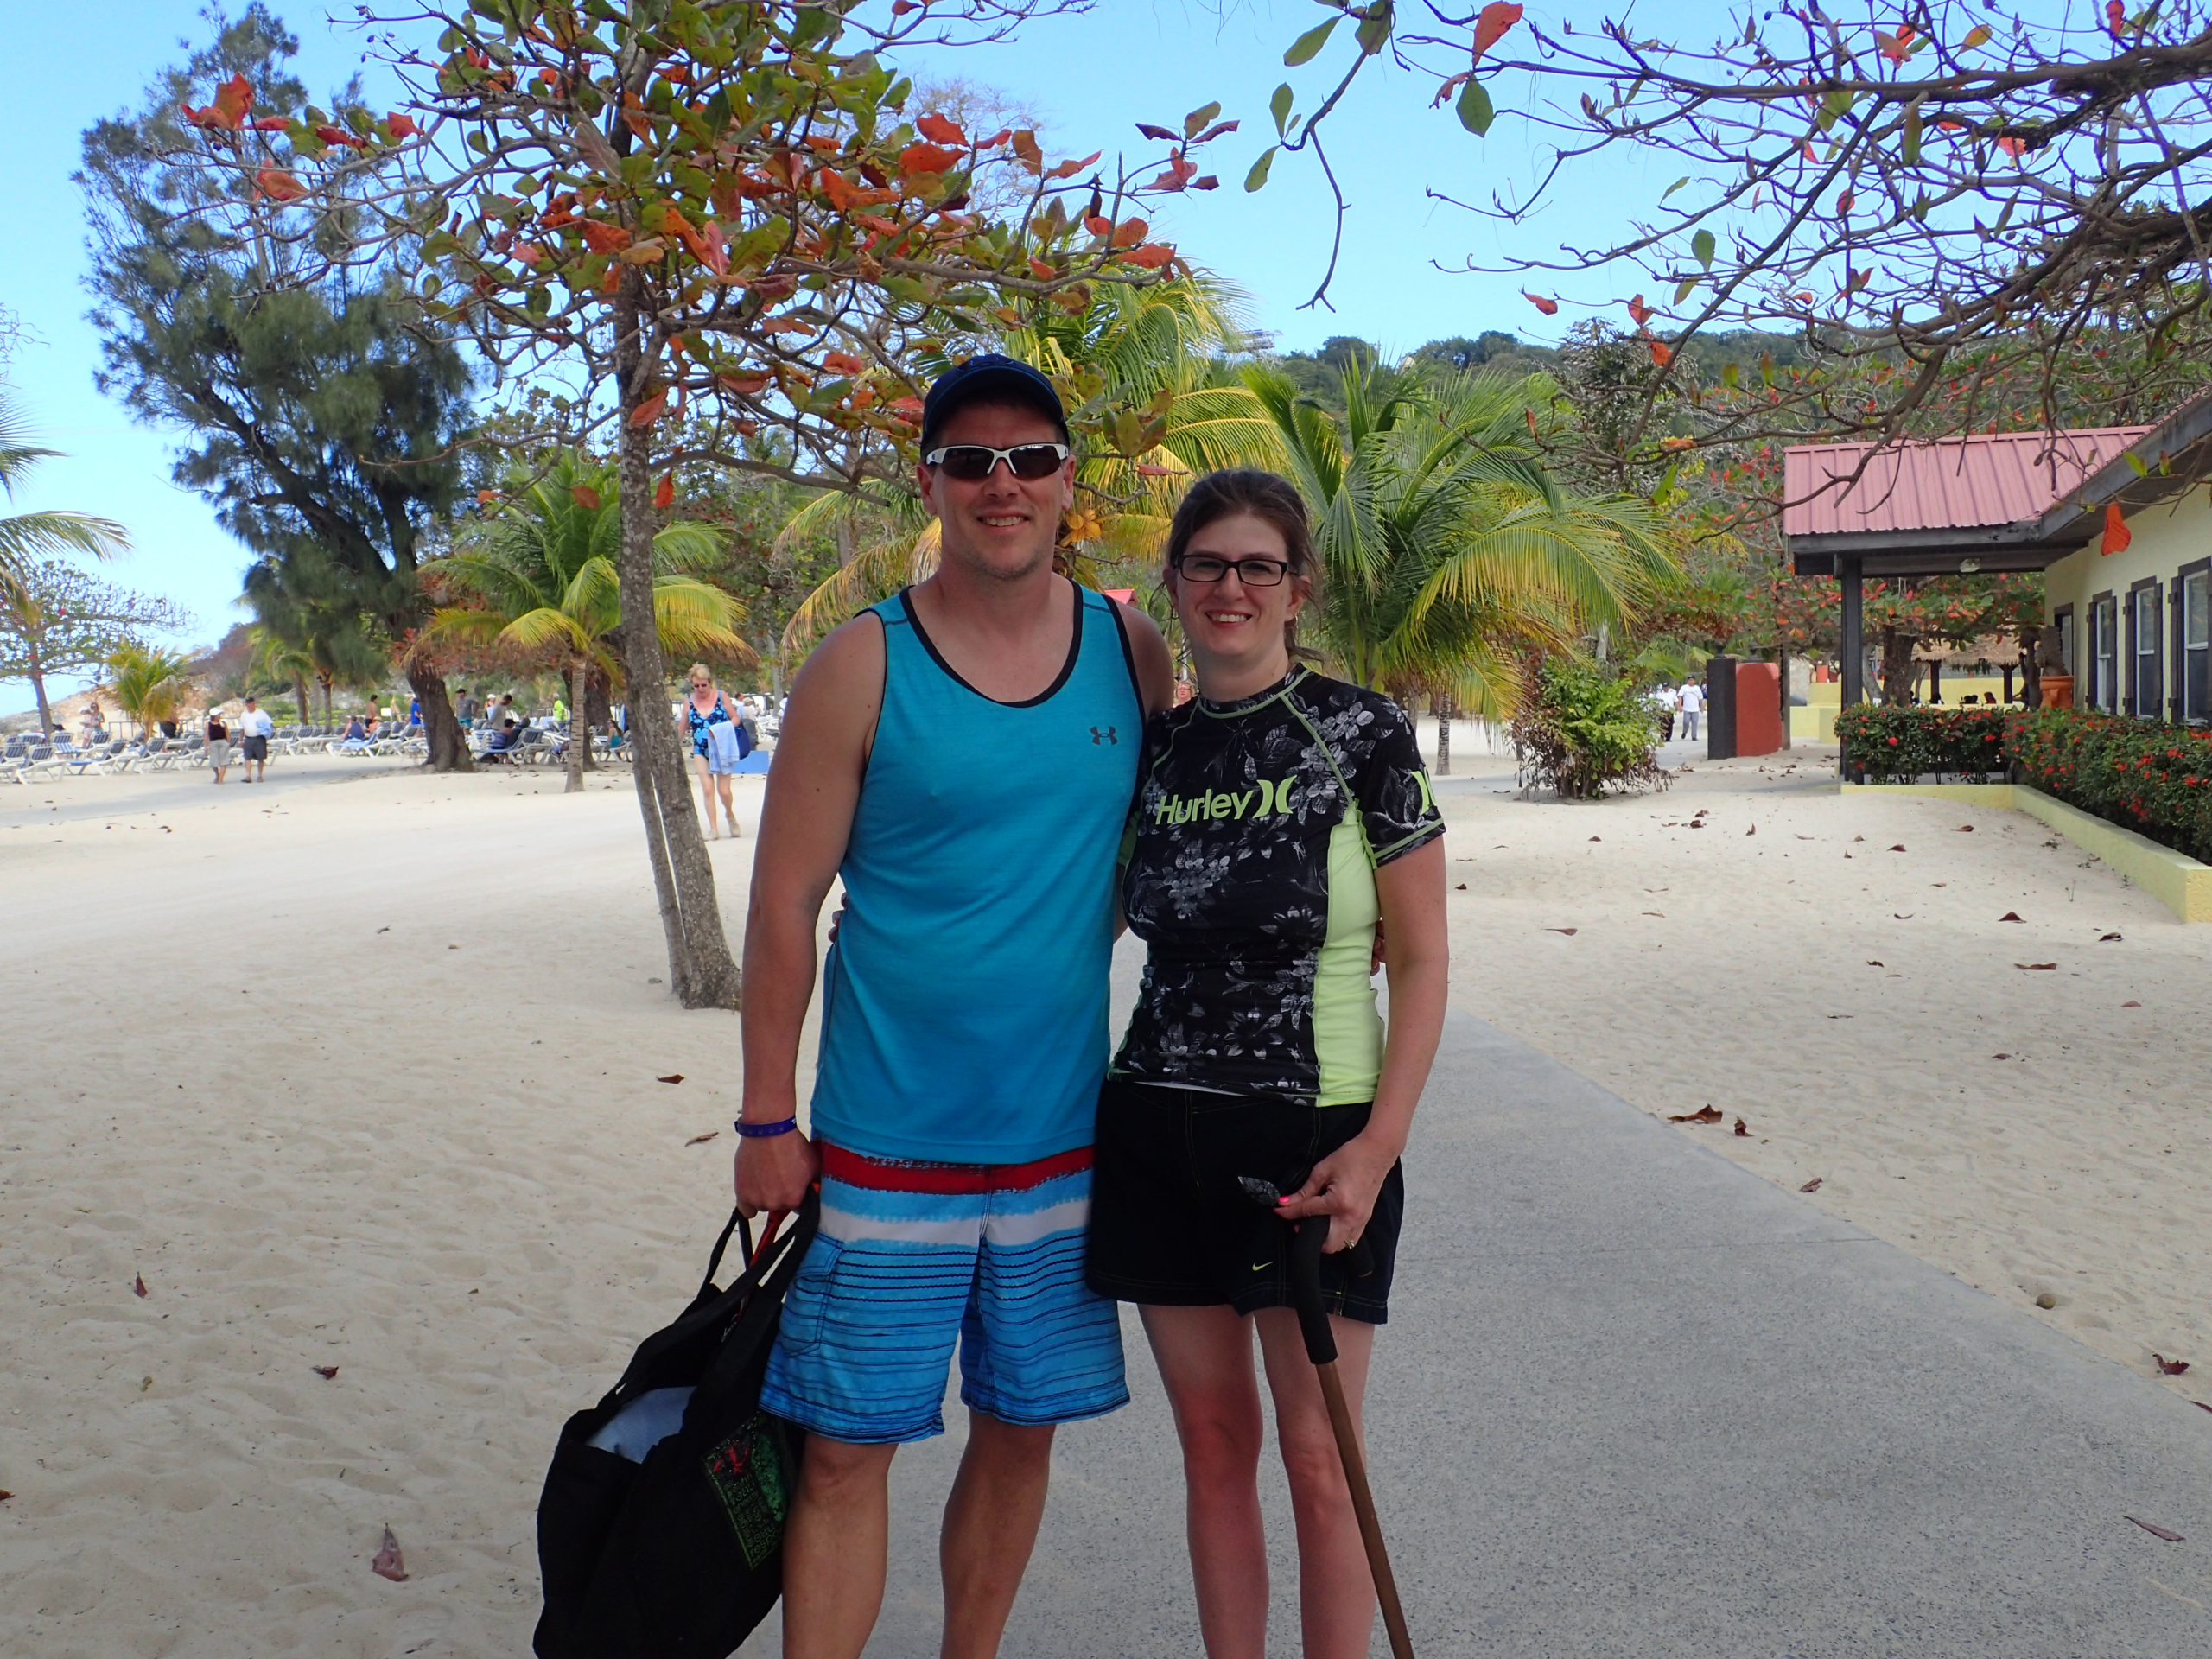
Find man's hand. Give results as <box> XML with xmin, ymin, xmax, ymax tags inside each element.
<box><xmin>1274</xmin><ymin>1131</ymin><xmax>1400</xmax><ymax>1253</ymax></box>
<box><xmin>735</xmin><ymin>1129</ymin><xmax>820</xmax><ymax>1217</ymax></box>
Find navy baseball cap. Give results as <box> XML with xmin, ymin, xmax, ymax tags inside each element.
<box><xmin>919</xmin><ymin>353</ymin><xmax>1068</xmax><ymax>454</ymax></box>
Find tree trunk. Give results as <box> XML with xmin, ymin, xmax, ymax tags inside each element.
<box><xmin>1776</xmin><ymin>647</ymin><xmax>1793</xmax><ymax>751</ymax></box>
<box><xmin>613</xmin><ymin>274</ymin><xmax>741</xmax><ymax>1009</ymax></box>
<box><xmin>319</xmin><ymin>675</ymin><xmax>333</xmax><ymax>730</ymax></box>
<box><xmin>582</xmin><ymin>669</ymin><xmax>610</xmax><ymax>770</ymax></box>
<box><xmin>405</xmin><ymin>664</ymin><xmax>474</xmax><ymax>772</ymax></box>
<box><xmin>1433</xmin><ymin>691</ymin><xmax>1452</xmax><ymax>777</ymax></box>
<box><xmin>29</xmin><ymin>666</ymin><xmax>54</xmax><ymax>738</ymax></box>
<box><xmin>292</xmin><ymin>673</ymin><xmax>311</xmax><ymax>725</ymax></box>
<box><xmin>566</xmin><ymin>658</ymin><xmax>588</xmax><ymax>794</ymax></box>
<box><xmin>1878</xmin><ymin>627</ymin><xmax>1918</xmax><ymax>707</ymax></box>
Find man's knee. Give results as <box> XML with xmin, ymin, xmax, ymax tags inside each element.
<box><xmin>797</xmin><ymin>1435</ymin><xmax>897</xmax><ymax>1505</ymax></box>
<box><xmin>963</xmin><ymin>1411</ymin><xmax>1055</xmax><ymax>1472</ymax></box>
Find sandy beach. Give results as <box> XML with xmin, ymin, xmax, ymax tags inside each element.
<box><xmin>3</xmin><ymin>745</ymin><xmax>2207</xmax><ymax>1652</ymax></box>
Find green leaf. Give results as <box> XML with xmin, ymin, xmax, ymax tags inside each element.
<box><xmin>1902</xmin><ymin>100</ymin><xmax>1922</xmax><ymax>165</ymax></box>
<box><xmin>1692</xmin><ymin>227</ymin><xmax>1715</xmax><ymax>269</ymax></box>
<box><xmin>1355</xmin><ymin>3</ymin><xmax>1393</xmax><ymax>54</ymax></box>
<box><xmin>1720</xmin><ymin>361</ymin><xmax>1740</xmax><ymax>389</ymax></box>
<box><xmin>1675</xmin><ymin>276</ymin><xmax>1699</xmax><ymax>304</ymax></box>
<box><xmin>1184</xmin><ymin>100</ymin><xmax>1222</xmax><ymax>139</ymax></box>
<box><xmin>1455</xmin><ymin>76</ymin><xmax>1495</xmax><ymax>136</ymax></box>
<box><xmin>1244</xmin><ymin>145</ymin><xmax>1277</xmax><ymax>192</ymax></box>
<box><xmin>1271</xmin><ymin>82</ymin><xmax>1294</xmax><ymax>137</ymax></box>
<box><xmin>1661</xmin><ymin>176</ymin><xmax>1691</xmax><ymax>202</ymax></box>
<box><xmin>2124</xmin><ymin>450</ymin><xmax>2150</xmax><ymax>477</ymax></box>
<box><xmin>1284</xmin><ymin>16</ymin><xmax>1339</xmax><ymax>64</ymax></box>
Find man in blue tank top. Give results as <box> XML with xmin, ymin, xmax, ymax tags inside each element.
<box><xmin>736</xmin><ymin>355</ymin><xmax>1173</xmax><ymax>1659</ymax></box>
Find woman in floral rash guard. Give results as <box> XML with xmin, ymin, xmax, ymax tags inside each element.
<box><xmin>1088</xmin><ymin>470</ymin><xmax>1449</xmax><ymax>1659</ymax></box>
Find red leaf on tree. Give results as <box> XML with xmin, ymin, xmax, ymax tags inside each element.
<box><xmin>205</xmin><ymin>72</ymin><xmax>254</xmax><ymax>130</ymax></box>
<box><xmin>316</xmin><ymin>125</ymin><xmax>365</xmax><ymax>150</ymax></box>
<box><xmin>251</xmin><ymin>117</ymin><xmax>289</xmax><ymax>133</ymax></box>
<box><xmin>1647</xmin><ymin>339</ymin><xmax>1674</xmax><ymax>367</ymax></box>
<box><xmin>387</xmin><ymin>112</ymin><xmax>417</xmax><ymax>139</ymax></box>
<box><xmin>823</xmin><ymin>351</ymin><xmax>866</xmax><ymax>375</ymax></box>
<box><xmin>1028</xmin><ymin>257</ymin><xmax>1057</xmax><ymax>279</ymax></box>
<box><xmin>628</xmin><ymin>389</ymin><xmax>669</xmax><ymax>429</ymax></box>
<box><xmin>1472</xmin><ymin>1</ymin><xmax>1525</xmax><ymax>58</ymax></box>
<box><xmin>581</xmin><ymin>221</ymin><xmax>632</xmax><ymax>254</ymax></box>
<box><xmin>718</xmin><ymin>371</ymin><xmax>772</xmax><ymax>396</ymax></box>
<box><xmin>1997</xmin><ymin>135</ymin><xmax>2026</xmax><ymax>157</ymax></box>
<box><xmin>653</xmin><ymin>473</ymin><xmax>675</xmax><ymax>509</ymax></box>
<box><xmin>1046</xmin><ymin>150</ymin><xmax>1103</xmax><ymax>181</ymax></box>
<box><xmin>898</xmin><ymin>142</ymin><xmax>961</xmax><ymax>179</ymax></box>
<box><xmin>255</xmin><ymin>168</ymin><xmax>308</xmax><ymax>203</ymax></box>
<box><xmin>570</xmin><ymin>485</ymin><xmax>602</xmax><ymax>510</ymax></box>
<box><xmin>1112</xmin><ymin>217</ymin><xmax>1149</xmax><ymax>248</ymax></box>
<box><xmin>1084</xmin><ymin>214</ymin><xmax>1111</xmax><ymax>236</ymax></box>
<box><xmin>1523</xmin><ymin>292</ymin><xmax>1559</xmax><ymax>315</ymax></box>
<box><xmin>2102</xmin><ymin>501</ymin><xmax>2132</xmax><ymax>554</ymax></box>
<box><xmin>1121</xmin><ymin>244</ymin><xmax>1176</xmax><ymax>270</ymax></box>
<box><xmin>2106</xmin><ymin>0</ymin><xmax>2127</xmax><ymax>35</ymax></box>
<box><xmin>1626</xmin><ymin>294</ymin><xmax>1653</xmax><ymax>325</ymax></box>
<box><xmin>917</xmin><ymin>111</ymin><xmax>968</xmax><ymax>147</ymax></box>
<box><xmin>1135</xmin><ymin>122</ymin><xmax>1180</xmax><ymax>142</ymax></box>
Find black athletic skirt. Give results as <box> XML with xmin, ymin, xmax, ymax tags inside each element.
<box><xmin>1086</xmin><ymin>1077</ymin><xmax>1402</xmax><ymax>1324</ymax></box>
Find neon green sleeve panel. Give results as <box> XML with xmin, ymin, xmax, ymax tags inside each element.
<box><xmin>1313</xmin><ymin>811</ymin><xmax>1384</xmax><ymax>1105</ymax></box>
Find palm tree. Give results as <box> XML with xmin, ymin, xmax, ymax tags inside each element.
<box><xmin>1</xmin><ymin>391</ymin><xmax>132</xmax><ymax>599</ymax></box>
<box><xmin>105</xmin><ymin>644</ymin><xmax>196</xmax><ymax>742</ymax></box>
<box><xmin>779</xmin><ymin>275</ymin><xmax>1286</xmax><ymax>657</ymax></box>
<box><xmin>1246</xmin><ymin>357</ymin><xmax>1676</xmax><ymax>760</ymax></box>
<box><xmin>247</xmin><ymin>625</ymin><xmax>315</xmax><ymax>724</ymax></box>
<box><xmin>426</xmin><ymin>458</ymin><xmax>752</xmax><ymax>792</ymax></box>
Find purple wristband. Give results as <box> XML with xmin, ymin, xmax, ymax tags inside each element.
<box><xmin>735</xmin><ymin>1116</ymin><xmax>798</xmax><ymax>1138</ymax></box>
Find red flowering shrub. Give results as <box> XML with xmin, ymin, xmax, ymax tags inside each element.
<box><xmin>1836</xmin><ymin>704</ymin><xmax>2011</xmax><ymax>782</ymax></box>
<box><xmin>2006</xmin><ymin>709</ymin><xmax>2212</xmax><ymax>861</ymax></box>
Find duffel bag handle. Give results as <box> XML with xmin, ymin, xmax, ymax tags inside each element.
<box><xmin>696</xmin><ymin>1206</ymin><xmax>754</xmax><ymax>1300</ymax></box>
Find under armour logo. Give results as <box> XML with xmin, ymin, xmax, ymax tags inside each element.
<box><xmin>1090</xmin><ymin>726</ymin><xmax>1118</xmax><ymax>745</ymax></box>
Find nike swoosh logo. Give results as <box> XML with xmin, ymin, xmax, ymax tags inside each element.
<box><xmin>1250</xmin><ymin>1261</ymin><xmax>1273</xmax><ymax>1272</ymax></box>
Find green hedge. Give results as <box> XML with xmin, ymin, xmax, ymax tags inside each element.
<box><xmin>1835</xmin><ymin>704</ymin><xmax>2011</xmax><ymax>781</ymax></box>
<box><xmin>2008</xmin><ymin>709</ymin><xmax>2212</xmax><ymax>862</ymax></box>
<box><xmin>1841</xmin><ymin>704</ymin><xmax>2212</xmax><ymax>862</ymax></box>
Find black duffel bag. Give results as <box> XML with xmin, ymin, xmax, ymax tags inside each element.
<box><xmin>535</xmin><ymin>1195</ymin><xmax>819</xmax><ymax>1659</ymax></box>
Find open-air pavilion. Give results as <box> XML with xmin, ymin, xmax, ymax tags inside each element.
<box><xmin>1781</xmin><ymin>391</ymin><xmax>2212</xmax><ymax>721</ymax></box>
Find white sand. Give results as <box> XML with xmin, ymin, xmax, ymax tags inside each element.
<box><xmin>3</xmin><ymin>744</ymin><xmax>2207</xmax><ymax>1653</ymax></box>
<box><xmin>1434</xmin><ymin>746</ymin><xmax>2212</xmax><ymax>1405</ymax></box>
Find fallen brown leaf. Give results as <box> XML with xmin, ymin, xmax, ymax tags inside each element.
<box><xmin>2100</xmin><ymin>932</ymin><xmax>2123</xmax><ymax>941</ymax></box>
<box><xmin>1548</xmin><ymin>926</ymin><xmax>1578</xmax><ymax>936</ymax></box>
<box><xmin>133</xmin><ymin>1274</ymin><xmax>147</xmax><ymax>1299</ymax></box>
<box><xmin>2125</xmin><ymin>1516</ymin><xmax>2184</xmax><ymax>1542</ymax></box>
<box><xmin>1669</xmin><ymin>1105</ymin><xmax>1723</xmax><ymax>1124</ymax></box>
<box><xmin>2196</xmin><ymin>1402</ymin><xmax>2212</xmax><ymax>1414</ymax></box>
<box><xmin>1958</xmin><ymin>824</ymin><xmax>1974</xmax><ymax>832</ymax></box>
<box><xmin>685</xmin><ymin>1131</ymin><xmax>720</xmax><ymax>1147</ymax></box>
<box><xmin>1795</xmin><ymin>834</ymin><xmax>1815</xmax><ymax>840</ymax></box>
<box><xmin>1732</xmin><ymin>1117</ymin><xmax>1749</xmax><ymax>1136</ymax></box>
<box><xmin>1853</xmin><ymin>835</ymin><xmax>1865</xmax><ymax>842</ymax></box>
<box><xmin>1866</xmin><ymin>960</ymin><xmax>1884</xmax><ymax>967</ymax></box>
<box><xmin>2122</xmin><ymin>1001</ymin><xmax>2142</xmax><ymax>1008</ymax></box>
<box><xmin>1894</xmin><ymin>913</ymin><xmax>1913</xmax><ymax>919</ymax></box>
<box><xmin>1993</xmin><ymin>1053</ymin><xmax>2011</xmax><ymax>1060</ymax></box>
<box><xmin>1889</xmin><ymin>843</ymin><xmax>1907</xmax><ymax>852</ymax></box>
<box><xmin>1999</xmin><ymin>912</ymin><xmax>2024</xmax><ymax>922</ymax></box>
<box><xmin>1589</xmin><ymin>836</ymin><xmax>1601</xmax><ymax>842</ymax></box>
<box><xmin>314</xmin><ymin>1365</ymin><xmax>339</xmax><ymax>1380</ymax></box>
<box><xmin>1800</xmin><ymin>1177</ymin><xmax>1823</xmax><ymax>1192</ymax></box>
<box><xmin>2016</xmin><ymin>963</ymin><xmax>2058</xmax><ymax>971</ymax></box>
<box><xmin>1687</xmin><ymin>820</ymin><xmax>1705</xmax><ymax>829</ymax></box>
<box><xmin>372</xmin><ymin>1526</ymin><xmax>409</xmax><ymax>1581</ymax></box>
<box><xmin>1745</xmin><ymin>824</ymin><xmax>1757</xmax><ymax>836</ymax></box>
<box><xmin>657</xmin><ymin>1074</ymin><xmax>685</xmax><ymax>1085</ymax></box>
<box><xmin>0</xmin><ymin>1490</ymin><xmax>12</xmax><ymax>1501</ymax></box>
<box><xmin>1455</xmin><ymin>882</ymin><xmax>1467</xmax><ymax>890</ymax></box>
<box><xmin>1643</xmin><ymin>910</ymin><xmax>1665</xmax><ymax>917</ymax></box>
<box><xmin>2154</xmin><ymin>1353</ymin><xmax>2191</xmax><ymax>1376</ymax></box>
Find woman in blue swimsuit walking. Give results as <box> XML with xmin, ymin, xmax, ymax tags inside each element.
<box><xmin>683</xmin><ymin>661</ymin><xmax>743</xmax><ymax>839</ymax></box>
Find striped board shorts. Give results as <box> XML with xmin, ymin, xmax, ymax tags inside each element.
<box><xmin>760</xmin><ymin>1142</ymin><xmax>1128</xmax><ymax>1445</ymax></box>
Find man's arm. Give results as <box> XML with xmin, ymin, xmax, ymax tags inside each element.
<box><xmin>1114</xmin><ymin>601</ymin><xmax>1177</xmax><ymax>718</ymax></box>
<box><xmin>734</xmin><ymin>614</ymin><xmax>885</xmax><ymax>1216</ymax></box>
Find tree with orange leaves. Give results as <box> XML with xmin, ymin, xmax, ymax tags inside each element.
<box><xmin>157</xmin><ymin>0</ymin><xmax>1232</xmax><ymax>1007</ymax></box>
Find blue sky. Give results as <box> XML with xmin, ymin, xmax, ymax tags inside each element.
<box><xmin>3</xmin><ymin>0</ymin><xmax>1665</xmax><ymax>705</ymax></box>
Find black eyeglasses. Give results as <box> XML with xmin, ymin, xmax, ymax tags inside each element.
<box><xmin>923</xmin><ymin>442</ymin><xmax>1071</xmax><ymax>481</ymax></box>
<box><xmin>1172</xmin><ymin>552</ymin><xmax>1293</xmax><ymax>588</ymax></box>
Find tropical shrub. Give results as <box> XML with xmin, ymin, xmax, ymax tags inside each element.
<box><xmin>1510</xmin><ymin>658</ymin><xmax>1669</xmax><ymax>800</ymax></box>
<box><xmin>2007</xmin><ymin>709</ymin><xmax>2212</xmax><ymax>862</ymax></box>
<box><xmin>1836</xmin><ymin>704</ymin><xmax>2010</xmax><ymax>782</ymax></box>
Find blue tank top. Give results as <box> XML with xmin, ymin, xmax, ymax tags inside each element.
<box><xmin>810</xmin><ymin>581</ymin><xmax>1142</xmax><ymax>1163</ymax></box>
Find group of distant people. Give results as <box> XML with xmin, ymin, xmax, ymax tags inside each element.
<box><xmin>202</xmin><ymin>696</ymin><xmax>273</xmax><ymax>784</ymax></box>
<box><xmin>1651</xmin><ymin>677</ymin><xmax>1707</xmax><ymax>743</ymax></box>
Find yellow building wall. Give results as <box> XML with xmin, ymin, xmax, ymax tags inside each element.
<box><xmin>2043</xmin><ymin>486</ymin><xmax>2212</xmax><ymax>713</ymax></box>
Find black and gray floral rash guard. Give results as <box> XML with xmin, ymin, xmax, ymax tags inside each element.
<box><xmin>1112</xmin><ymin>667</ymin><xmax>1445</xmax><ymax>1105</ymax></box>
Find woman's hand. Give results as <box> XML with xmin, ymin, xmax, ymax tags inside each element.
<box><xmin>1274</xmin><ymin>1130</ymin><xmax>1400</xmax><ymax>1253</ymax></box>
<box><xmin>734</xmin><ymin>1128</ymin><xmax>820</xmax><ymax>1218</ymax></box>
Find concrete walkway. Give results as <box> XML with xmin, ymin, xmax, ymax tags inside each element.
<box><xmin>743</xmin><ymin>1004</ymin><xmax>2212</xmax><ymax>1656</ymax></box>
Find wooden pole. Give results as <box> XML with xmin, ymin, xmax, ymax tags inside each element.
<box><xmin>1316</xmin><ymin>1359</ymin><xmax>1415</xmax><ymax>1659</ymax></box>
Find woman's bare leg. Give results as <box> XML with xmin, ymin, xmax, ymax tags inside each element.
<box><xmin>691</xmin><ymin>752</ymin><xmax>719</xmax><ymax>837</ymax></box>
<box><xmin>1255</xmin><ymin>1308</ymin><xmax>1378</xmax><ymax>1659</ymax></box>
<box><xmin>716</xmin><ymin>773</ymin><xmax>739</xmax><ymax>836</ymax></box>
<box><xmin>1139</xmin><ymin>1304</ymin><xmax>1269</xmax><ymax>1659</ymax></box>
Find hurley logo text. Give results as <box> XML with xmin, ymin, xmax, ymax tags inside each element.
<box><xmin>1152</xmin><ymin>778</ymin><xmax>1297</xmax><ymax>824</ymax></box>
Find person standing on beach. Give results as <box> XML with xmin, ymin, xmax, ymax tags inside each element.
<box><xmin>1678</xmin><ymin>677</ymin><xmax>1704</xmax><ymax>742</ymax></box>
<box><xmin>204</xmin><ymin>706</ymin><xmax>232</xmax><ymax>784</ymax></box>
<box><xmin>238</xmin><ymin>696</ymin><xmax>272</xmax><ymax>783</ymax></box>
<box><xmin>736</xmin><ymin>354</ymin><xmax>1173</xmax><ymax>1659</ymax></box>
<box><xmin>455</xmin><ymin>687</ymin><xmax>478</xmax><ymax>731</ymax></box>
